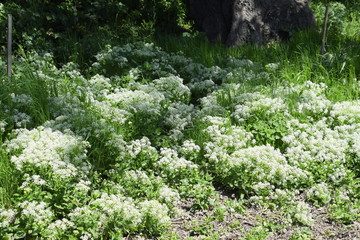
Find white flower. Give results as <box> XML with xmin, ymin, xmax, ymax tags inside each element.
<box><xmin>202</xmin><ymin>116</ymin><xmax>253</xmax><ymax>163</ymax></box>
<box><xmin>179</xmin><ymin>140</ymin><xmax>201</xmax><ymax>155</ymax></box>
<box><xmin>11</xmin><ymin>94</ymin><xmax>33</xmax><ymax>105</ymax></box>
<box><xmin>275</xmin><ymin>81</ymin><xmax>331</xmax><ymax>115</ymax></box>
<box><xmin>129</xmin><ymin>67</ymin><xmax>140</xmax><ymax>79</ymax></box>
<box><xmin>229</xmin><ymin>145</ymin><xmax>308</xmax><ymax>188</ymax></box>
<box><xmin>159</xmin><ymin>186</ymin><xmax>180</xmax><ymax>205</ymax></box>
<box><xmin>231</xmin><ymin>93</ymin><xmax>287</xmax><ymax>122</ymax></box>
<box><xmin>139</xmin><ymin>200</ymin><xmax>170</xmax><ymax>227</ymax></box>
<box><xmin>20</xmin><ymin>175</ymin><xmax>47</xmax><ymax>189</ymax></box>
<box><xmin>330</xmin><ymin>100</ymin><xmax>360</xmax><ymax>124</ymax></box>
<box><xmin>157</xmin><ymin>148</ymin><xmax>198</xmax><ymax>172</ymax></box>
<box><xmin>123</xmin><ymin>170</ymin><xmax>151</xmax><ymax>185</ymax></box>
<box><xmin>20</xmin><ymin>201</ymin><xmax>53</xmax><ymax>226</ymax></box>
<box><xmin>47</xmin><ymin>218</ymin><xmax>75</xmax><ymax>234</ymax></box>
<box><xmin>0</xmin><ymin>208</ymin><xmax>16</xmax><ymax>229</ymax></box>
<box><xmin>125</xmin><ymin>137</ymin><xmax>157</xmax><ymax>159</ymax></box>
<box><xmin>283</xmin><ymin>119</ymin><xmax>348</xmax><ymax>183</ymax></box>
<box><xmin>265</xmin><ymin>62</ymin><xmax>279</xmax><ymax>71</ymax></box>
<box><xmin>153</xmin><ymin>75</ymin><xmax>191</xmax><ymax>103</ymax></box>
<box><xmin>12</xmin><ymin>109</ymin><xmax>32</xmax><ymax>127</ymax></box>
<box><xmin>0</xmin><ymin>120</ymin><xmax>7</xmax><ymax>133</ymax></box>
<box><xmin>307</xmin><ymin>182</ymin><xmax>331</xmax><ymax>204</ymax></box>
<box><xmin>5</xmin><ymin>127</ymin><xmax>90</xmax><ymax>178</ymax></box>
<box><xmin>88</xmin><ymin>74</ymin><xmax>111</xmax><ymax>94</ymax></box>
<box><xmin>293</xmin><ymin>201</ymin><xmax>314</xmax><ymax>226</ymax></box>
<box><xmin>200</xmin><ymin>93</ymin><xmax>227</xmax><ymax>116</ymax></box>
<box><xmin>164</xmin><ymin>103</ymin><xmax>194</xmax><ymax>140</ymax></box>
<box><xmin>105</xmin><ymin>89</ymin><xmax>164</xmax><ymax>116</ymax></box>
<box><xmin>80</xmin><ymin>232</ymin><xmax>94</xmax><ymax>240</ymax></box>
<box><xmin>91</xmin><ymin>193</ymin><xmax>142</xmax><ymax>227</ymax></box>
<box><xmin>74</xmin><ymin>180</ymin><xmax>91</xmax><ymax>192</ymax></box>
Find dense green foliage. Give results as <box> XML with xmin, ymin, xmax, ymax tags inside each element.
<box><xmin>0</xmin><ymin>0</ymin><xmax>189</xmax><ymax>65</ymax></box>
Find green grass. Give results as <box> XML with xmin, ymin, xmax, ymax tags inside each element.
<box><xmin>0</xmin><ymin>145</ymin><xmax>19</xmax><ymax>208</ymax></box>
<box><xmin>155</xmin><ymin>28</ymin><xmax>359</xmax><ymax>104</ymax></box>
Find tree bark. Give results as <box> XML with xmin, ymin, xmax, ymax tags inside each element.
<box><xmin>188</xmin><ymin>0</ymin><xmax>317</xmax><ymax>47</ymax></box>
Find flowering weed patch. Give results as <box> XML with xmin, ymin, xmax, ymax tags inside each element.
<box><xmin>0</xmin><ymin>40</ymin><xmax>359</xmax><ymax>239</ymax></box>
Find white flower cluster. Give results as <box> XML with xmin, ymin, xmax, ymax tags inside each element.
<box><xmin>231</xmin><ymin>93</ymin><xmax>287</xmax><ymax>122</ymax></box>
<box><xmin>36</xmin><ymin>69</ymin><xmax>59</xmax><ymax>84</ymax></box>
<box><xmin>10</xmin><ymin>93</ymin><xmax>33</xmax><ymax>105</ymax></box>
<box><xmin>131</xmin><ymin>42</ymin><xmax>160</xmax><ymax>58</ymax></box>
<box><xmin>20</xmin><ymin>174</ymin><xmax>47</xmax><ymax>189</ymax></box>
<box><xmin>152</xmin><ymin>75</ymin><xmax>191</xmax><ymax>103</ymax></box>
<box><xmin>20</xmin><ymin>201</ymin><xmax>53</xmax><ymax>227</ymax></box>
<box><xmin>45</xmin><ymin>95</ymin><xmax>126</xmax><ymax>161</ymax></box>
<box><xmin>158</xmin><ymin>186</ymin><xmax>180</xmax><ymax>206</ymax></box>
<box><xmin>178</xmin><ymin>139</ymin><xmax>201</xmax><ymax>160</ymax></box>
<box><xmin>228</xmin><ymin>145</ymin><xmax>308</xmax><ymax>188</ymax></box>
<box><xmin>88</xmin><ymin>74</ymin><xmax>111</xmax><ymax>96</ymax></box>
<box><xmin>226</xmin><ymin>69</ymin><xmax>270</xmax><ymax>85</ymax></box>
<box><xmin>6</xmin><ymin>127</ymin><xmax>90</xmax><ymax>178</ymax></box>
<box><xmin>139</xmin><ymin>200</ymin><xmax>171</xmax><ymax>228</ymax></box>
<box><xmin>90</xmin><ymin>193</ymin><xmax>142</xmax><ymax>227</ymax></box>
<box><xmin>4</xmin><ymin>40</ymin><xmax>360</xmax><ymax>237</ymax></box>
<box><xmin>68</xmin><ymin>206</ymin><xmax>94</xmax><ymax>221</ymax></box>
<box><xmin>348</xmin><ymin>131</ymin><xmax>360</xmax><ymax>159</ymax></box>
<box><xmin>95</xmin><ymin>45</ymin><xmax>127</xmax><ymax>67</ymax></box>
<box><xmin>80</xmin><ymin>232</ymin><xmax>94</xmax><ymax>240</ymax></box>
<box><xmin>223</xmin><ymin>56</ymin><xmax>255</xmax><ymax>69</ymax></box>
<box><xmin>275</xmin><ymin>81</ymin><xmax>331</xmax><ymax>115</ymax></box>
<box><xmin>187</xmin><ymin>79</ymin><xmax>217</xmax><ymax>95</ymax></box>
<box><xmin>293</xmin><ymin>201</ymin><xmax>314</xmax><ymax>226</ymax></box>
<box><xmin>306</xmin><ymin>182</ymin><xmax>331</xmax><ymax>205</ymax></box>
<box><xmin>271</xmin><ymin>189</ymin><xmax>297</xmax><ymax>203</ymax></box>
<box><xmin>94</xmin><ymin>42</ymin><xmax>159</xmax><ymax>70</ymax></box>
<box><xmin>202</xmin><ymin>116</ymin><xmax>253</xmax><ymax>163</ymax></box>
<box><xmin>331</xmin><ymin>100</ymin><xmax>360</xmax><ymax>124</ymax></box>
<box><xmin>92</xmin><ymin>42</ymin><xmax>258</xmax><ymax>98</ymax></box>
<box><xmin>90</xmin><ymin>119</ymin><xmax>128</xmax><ymax>156</ymax></box>
<box><xmin>200</xmin><ymin>93</ymin><xmax>227</xmax><ymax>116</ymax></box>
<box><xmin>334</xmin><ymin>187</ymin><xmax>352</xmax><ymax>202</ymax></box>
<box><xmin>105</xmin><ymin>89</ymin><xmax>164</xmax><ymax>116</ymax></box>
<box><xmin>0</xmin><ymin>120</ymin><xmax>7</xmax><ymax>134</ymax></box>
<box><xmin>284</xmin><ymin>119</ymin><xmax>348</xmax><ymax>183</ymax></box>
<box><xmin>265</xmin><ymin>62</ymin><xmax>280</xmax><ymax>71</ymax></box>
<box><xmin>92</xmin><ymin>100</ymin><xmax>130</xmax><ymax>125</ymax></box>
<box><xmin>164</xmin><ymin>102</ymin><xmax>194</xmax><ymax>141</ymax></box>
<box><xmin>74</xmin><ymin>180</ymin><xmax>91</xmax><ymax>193</ymax></box>
<box><xmin>252</xmin><ymin>182</ymin><xmax>274</xmax><ymax>194</ymax></box>
<box><xmin>157</xmin><ymin>147</ymin><xmax>198</xmax><ymax>172</ymax></box>
<box><xmin>45</xmin><ymin>218</ymin><xmax>75</xmax><ymax>237</ymax></box>
<box><xmin>249</xmin><ymin>188</ymin><xmax>297</xmax><ymax>207</ymax></box>
<box><xmin>0</xmin><ymin>208</ymin><xmax>16</xmax><ymax>229</ymax></box>
<box><xmin>123</xmin><ymin>170</ymin><xmax>152</xmax><ymax>185</ymax></box>
<box><xmin>125</xmin><ymin>137</ymin><xmax>158</xmax><ymax>159</ymax></box>
<box><xmin>67</xmin><ymin>192</ymin><xmax>172</xmax><ymax>235</ymax></box>
<box><xmin>68</xmin><ymin>194</ymin><xmax>140</xmax><ymax>235</ymax></box>
<box><xmin>12</xmin><ymin>109</ymin><xmax>32</xmax><ymax>128</ymax></box>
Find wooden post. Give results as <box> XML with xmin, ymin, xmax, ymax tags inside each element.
<box><xmin>7</xmin><ymin>14</ymin><xmax>12</xmax><ymax>80</ymax></box>
<box><xmin>321</xmin><ymin>5</ymin><xmax>330</xmax><ymax>55</ymax></box>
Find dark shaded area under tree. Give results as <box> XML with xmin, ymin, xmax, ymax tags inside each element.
<box><xmin>188</xmin><ymin>0</ymin><xmax>317</xmax><ymax>46</ymax></box>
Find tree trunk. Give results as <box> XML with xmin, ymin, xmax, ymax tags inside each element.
<box><xmin>321</xmin><ymin>4</ymin><xmax>330</xmax><ymax>55</ymax></box>
<box><xmin>188</xmin><ymin>0</ymin><xmax>317</xmax><ymax>47</ymax></box>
